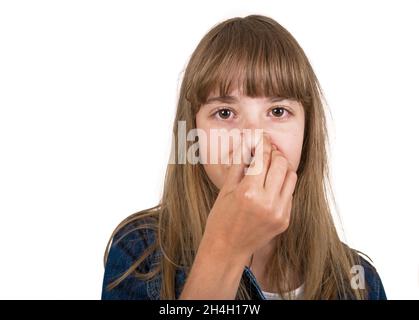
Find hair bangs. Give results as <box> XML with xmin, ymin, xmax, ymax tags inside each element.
<box><xmin>186</xmin><ymin>18</ymin><xmax>312</xmax><ymax>113</ymax></box>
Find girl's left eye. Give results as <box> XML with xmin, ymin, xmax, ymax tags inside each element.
<box><xmin>269</xmin><ymin>107</ymin><xmax>291</xmax><ymax>118</ymax></box>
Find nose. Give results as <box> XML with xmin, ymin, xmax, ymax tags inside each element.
<box><xmin>240</xmin><ymin>128</ymin><xmax>266</xmax><ymax>162</ymax></box>
<box><xmin>242</xmin><ymin>115</ymin><xmax>262</xmax><ymax>132</ymax></box>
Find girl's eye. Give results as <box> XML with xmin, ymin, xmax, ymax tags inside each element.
<box><xmin>270</xmin><ymin>107</ymin><xmax>290</xmax><ymax>118</ymax></box>
<box><xmin>211</xmin><ymin>106</ymin><xmax>291</xmax><ymax>120</ymax></box>
<box><xmin>213</xmin><ymin>108</ymin><xmax>234</xmax><ymax>120</ymax></box>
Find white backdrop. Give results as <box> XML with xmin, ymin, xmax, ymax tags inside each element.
<box><xmin>0</xmin><ymin>0</ymin><xmax>418</xmax><ymax>299</ymax></box>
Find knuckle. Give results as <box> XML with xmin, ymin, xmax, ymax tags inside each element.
<box><xmin>288</xmin><ymin>171</ymin><xmax>298</xmax><ymax>183</ymax></box>
<box><xmin>274</xmin><ymin>203</ymin><xmax>285</xmax><ymax>216</ymax></box>
<box><xmin>241</xmin><ymin>188</ymin><xmax>256</xmax><ymax>202</ymax></box>
<box><xmin>260</xmin><ymin>199</ymin><xmax>274</xmax><ymax>215</ymax></box>
<box><xmin>275</xmin><ymin>215</ymin><xmax>290</xmax><ymax>233</ymax></box>
<box><xmin>282</xmin><ymin>216</ymin><xmax>291</xmax><ymax>230</ymax></box>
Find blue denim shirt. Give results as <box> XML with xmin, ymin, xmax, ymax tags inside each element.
<box><xmin>101</xmin><ymin>221</ymin><xmax>387</xmax><ymax>300</ymax></box>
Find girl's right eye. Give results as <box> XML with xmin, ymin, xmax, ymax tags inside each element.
<box><xmin>212</xmin><ymin>108</ymin><xmax>235</xmax><ymax>120</ymax></box>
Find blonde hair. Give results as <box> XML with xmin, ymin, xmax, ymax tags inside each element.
<box><xmin>103</xmin><ymin>14</ymin><xmax>367</xmax><ymax>300</ymax></box>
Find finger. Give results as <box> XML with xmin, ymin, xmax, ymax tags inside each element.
<box><xmin>222</xmin><ymin>135</ymin><xmax>247</xmax><ymax>191</ymax></box>
<box><xmin>243</xmin><ymin>132</ymin><xmax>272</xmax><ymax>187</ymax></box>
<box><xmin>283</xmin><ymin>194</ymin><xmax>293</xmax><ymax>227</ymax></box>
<box><xmin>286</xmin><ymin>194</ymin><xmax>293</xmax><ymax>217</ymax></box>
<box><xmin>278</xmin><ymin>170</ymin><xmax>298</xmax><ymax>204</ymax></box>
<box><xmin>265</xmin><ymin>148</ymin><xmax>290</xmax><ymax>198</ymax></box>
<box><xmin>273</xmin><ymin>193</ymin><xmax>293</xmax><ymax>235</ymax></box>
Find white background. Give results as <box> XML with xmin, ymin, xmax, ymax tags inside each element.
<box><xmin>0</xmin><ymin>0</ymin><xmax>418</xmax><ymax>299</ymax></box>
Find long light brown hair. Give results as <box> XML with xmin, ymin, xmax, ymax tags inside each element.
<box><xmin>103</xmin><ymin>14</ymin><xmax>367</xmax><ymax>300</ymax></box>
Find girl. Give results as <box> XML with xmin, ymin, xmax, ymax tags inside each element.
<box><xmin>101</xmin><ymin>14</ymin><xmax>387</xmax><ymax>300</ymax></box>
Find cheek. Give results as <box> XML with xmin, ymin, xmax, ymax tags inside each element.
<box><xmin>270</xmin><ymin>130</ymin><xmax>304</xmax><ymax>172</ymax></box>
<box><xmin>198</xmin><ymin>134</ymin><xmax>233</xmax><ymax>189</ymax></box>
<box><xmin>197</xmin><ymin>130</ymin><xmax>222</xmax><ymax>164</ymax></box>
<box><xmin>196</xmin><ymin>121</ymin><xmax>229</xmax><ymax>189</ymax></box>
<box><xmin>202</xmin><ymin>164</ymin><xmax>228</xmax><ymax>189</ymax></box>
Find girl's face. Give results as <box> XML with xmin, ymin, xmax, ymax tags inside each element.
<box><xmin>195</xmin><ymin>87</ymin><xmax>305</xmax><ymax>189</ymax></box>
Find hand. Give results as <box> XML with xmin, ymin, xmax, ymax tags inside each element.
<box><xmin>202</xmin><ymin>133</ymin><xmax>298</xmax><ymax>260</ymax></box>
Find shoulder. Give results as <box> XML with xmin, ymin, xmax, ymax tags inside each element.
<box><xmin>111</xmin><ymin>216</ymin><xmax>158</xmax><ymax>260</ymax></box>
<box><xmin>349</xmin><ymin>247</ymin><xmax>387</xmax><ymax>300</ymax></box>
<box><xmin>101</xmin><ymin>212</ymin><xmax>160</xmax><ymax>300</ymax></box>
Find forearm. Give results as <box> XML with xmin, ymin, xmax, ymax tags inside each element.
<box><xmin>179</xmin><ymin>235</ymin><xmax>250</xmax><ymax>300</ymax></box>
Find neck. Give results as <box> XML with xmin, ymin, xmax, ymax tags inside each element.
<box><xmin>251</xmin><ymin>238</ymin><xmax>276</xmax><ymax>268</ymax></box>
<box><xmin>249</xmin><ymin>238</ymin><xmax>302</xmax><ymax>293</ymax></box>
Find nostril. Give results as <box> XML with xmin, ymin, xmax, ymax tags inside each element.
<box><xmin>248</xmin><ymin>148</ymin><xmax>255</xmax><ymax>167</ymax></box>
<box><xmin>251</xmin><ymin>148</ymin><xmax>255</xmax><ymax>157</ymax></box>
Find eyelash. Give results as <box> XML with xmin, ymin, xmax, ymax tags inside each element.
<box><xmin>210</xmin><ymin>106</ymin><xmax>293</xmax><ymax>120</ymax></box>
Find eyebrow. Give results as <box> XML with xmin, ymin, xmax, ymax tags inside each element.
<box><xmin>203</xmin><ymin>95</ymin><xmax>288</xmax><ymax>105</ymax></box>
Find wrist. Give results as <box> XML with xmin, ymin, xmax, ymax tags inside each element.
<box><xmin>199</xmin><ymin>233</ymin><xmax>250</xmax><ymax>269</ymax></box>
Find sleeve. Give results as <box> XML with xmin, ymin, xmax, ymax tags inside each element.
<box><xmin>101</xmin><ymin>223</ymin><xmax>155</xmax><ymax>300</ymax></box>
<box><xmin>358</xmin><ymin>255</ymin><xmax>387</xmax><ymax>300</ymax></box>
